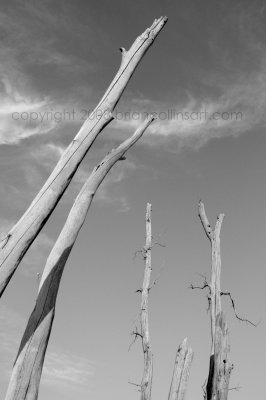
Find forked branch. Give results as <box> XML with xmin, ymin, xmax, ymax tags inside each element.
<box><xmin>197</xmin><ymin>200</ymin><xmax>233</xmax><ymax>400</ymax></box>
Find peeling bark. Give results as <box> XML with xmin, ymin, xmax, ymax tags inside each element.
<box><xmin>0</xmin><ymin>17</ymin><xmax>167</xmax><ymax>297</ymax></box>
<box><xmin>5</xmin><ymin>117</ymin><xmax>154</xmax><ymax>400</ymax></box>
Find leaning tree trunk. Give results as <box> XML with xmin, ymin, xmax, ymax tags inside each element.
<box><xmin>0</xmin><ymin>16</ymin><xmax>167</xmax><ymax>298</ymax></box>
<box><xmin>168</xmin><ymin>338</ymin><xmax>193</xmax><ymax>400</ymax></box>
<box><xmin>198</xmin><ymin>201</ymin><xmax>233</xmax><ymax>400</ymax></box>
<box><xmin>140</xmin><ymin>203</ymin><xmax>153</xmax><ymax>400</ymax></box>
<box><xmin>4</xmin><ymin>116</ymin><xmax>154</xmax><ymax>400</ymax></box>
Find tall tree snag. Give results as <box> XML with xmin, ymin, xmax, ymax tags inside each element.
<box><xmin>140</xmin><ymin>203</ymin><xmax>153</xmax><ymax>400</ymax></box>
<box><xmin>168</xmin><ymin>338</ymin><xmax>193</xmax><ymax>400</ymax></box>
<box><xmin>0</xmin><ymin>16</ymin><xmax>167</xmax><ymax>298</ymax></box>
<box><xmin>4</xmin><ymin>116</ymin><xmax>155</xmax><ymax>400</ymax></box>
<box><xmin>198</xmin><ymin>201</ymin><xmax>233</xmax><ymax>400</ymax></box>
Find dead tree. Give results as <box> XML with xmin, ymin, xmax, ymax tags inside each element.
<box><xmin>132</xmin><ymin>205</ymin><xmax>193</xmax><ymax>400</ymax></box>
<box><xmin>140</xmin><ymin>202</ymin><xmax>153</xmax><ymax>400</ymax></box>
<box><xmin>0</xmin><ymin>17</ymin><xmax>167</xmax><ymax>298</ymax></box>
<box><xmin>197</xmin><ymin>201</ymin><xmax>233</xmax><ymax>400</ymax></box>
<box><xmin>168</xmin><ymin>338</ymin><xmax>193</xmax><ymax>400</ymax></box>
<box><xmin>4</xmin><ymin>117</ymin><xmax>154</xmax><ymax>400</ymax></box>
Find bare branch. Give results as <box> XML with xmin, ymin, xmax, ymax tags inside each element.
<box><xmin>221</xmin><ymin>292</ymin><xmax>257</xmax><ymax>327</ymax></box>
<box><xmin>129</xmin><ymin>381</ymin><xmax>141</xmax><ymax>392</ymax></box>
<box><xmin>198</xmin><ymin>200</ymin><xmax>213</xmax><ymax>240</ymax></box>
<box><xmin>128</xmin><ymin>327</ymin><xmax>143</xmax><ymax>352</ymax></box>
<box><xmin>214</xmin><ymin>213</ymin><xmax>225</xmax><ymax>237</ymax></box>
<box><xmin>129</xmin><ymin>381</ymin><xmax>141</xmax><ymax>387</ymax></box>
<box><xmin>190</xmin><ymin>282</ymin><xmax>209</xmax><ymax>290</ymax></box>
<box><xmin>133</xmin><ymin>248</ymin><xmax>146</xmax><ymax>260</ymax></box>
<box><xmin>190</xmin><ymin>275</ymin><xmax>211</xmax><ymax>313</ymax></box>
<box><xmin>133</xmin><ymin>241</ymin><xmax>165</xmax><ymax>261</ymax></box>
<box><xmin>151</xmin><ymin>241</ymin><xmax>166</xmax><ymax>250</ymax></box>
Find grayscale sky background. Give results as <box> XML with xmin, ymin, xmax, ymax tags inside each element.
<box><xmin>0</xmin><ymin>0</ymin><xmax>265</xmax><ymax>399</ymax></box>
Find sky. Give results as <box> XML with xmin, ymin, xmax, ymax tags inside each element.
<box><xmin>0</xmin><ymin>0</ymin><xmax>266</xmax><ymax>399</ymax></box>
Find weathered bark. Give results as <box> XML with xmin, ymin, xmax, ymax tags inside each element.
<box><xmin>0</xmin><ymin>17</ymin><xmax>167</xmax><ymax>298</ymax></box>
<box><xmin>198</xmin><ymin>201</ymin><xmax>233</xmax><ymax>400</ymax></box>
<box><xmin>214</xmin><ymin>312</ymin><xmax>233</xmax><ymax>400</ymax></box>
<box><xmin>168</xmin><ymin>338</ymin><xmax>193</xmax><ymax>400</ymax></box>
<box><xmin>5</xmin><ymin>116</ymin><xmax>154</xmax><ymax>400</ymax></box>
<box><xmin>140</xmin><ymin>203</ymin><xmax>153</xmax><ymax>400</ymax></box>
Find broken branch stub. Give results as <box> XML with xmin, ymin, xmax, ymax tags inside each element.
<box><xmin>168</xmin><ymin>338</ymin><xmax>193</xmax><ymax>400</ymax></box>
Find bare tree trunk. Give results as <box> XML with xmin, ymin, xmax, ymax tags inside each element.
<box><xmin>0</xmin><ymin>17</ymin><xmax>167</xmax><ymax>298</ymax></box>
<box><xmin>4</xmin><ymin>117</ymin><xmax>154</xmax><ymax>400</ymax></box>
<box><xmin>198</xmin><ymin>201</ymin><xmax>233</xmax><ymax>400</ymax></box>
<box><xmin>140</xmin><ymin>203</ymin><xmax>153</xmax><ymax>400</ymax></box>
<box><xmin>214</xmin><ymin>312</ymin><xmax>233</xmax><ymax>400</ymax></box>
<box><xmin>168</xmin><ymin>338</ymin><xmax>193</xmax><ymax>400</ymax></box>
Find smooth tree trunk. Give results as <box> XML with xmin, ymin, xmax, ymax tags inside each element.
<box><xmin>198</xmin><ymin>201</ymin><xmax>233</xmax><ymax>400</ymax></box>
<box><xmin>140</xmin><ymin>203</ymin><xmax>153</xmax><ymax>400</ymax></box>
<box><xmin>0</xmin><ymin>17</ymin><xmax>167</xmax><ymax>298</ymax></box>
<box><xmin>168</xmin><ymin>338</ymin><xmax>193</xmax><ymax>400</ymax></box>
<box><xmin>5</xmin><ymin>116</ymin><xmax>154</xmax><ymax>400</ymax></box>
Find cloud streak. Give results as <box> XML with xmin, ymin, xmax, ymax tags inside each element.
<box><xmin>0</xmin><ymin>76</ymin><xmax>58</xmax><ymax>144</ymax></box>
<box><xmin>42</xmin><ymin>351</ymin><xmax>94</xmax><ymax>388</ymax></box>
<box><xmin>112</xmin><ymin>64</ymin><xmax>266</xmax><ymax>151</ymax></box>
<box><xmin>109</xmin><ymin>4</ymin><xmax>266</xmax><ymax>151</ymax></box>
<box><xmin>0</xmin><ymin>304</ymin><xmax>95</xmax><ymax>392</ymax></box>
<box><xmin>0</xmin><ymin>0</ymin><xmax>99</xmax><ymax>145</ymax></box>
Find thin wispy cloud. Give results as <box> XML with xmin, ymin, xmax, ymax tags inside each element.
<box><xmin>1</xmin><ymin>0</ymin><xmax>265</xmax><ymax>152</ymax></box>
<box><xmin>109</xmin><ymin>3</ymin><xmax>266</xmax><ymax>151</ymax></box>
<box><xmin>0</xmin><ymin>304</ymin><xmax>95</xmax><ymax>392</ymax></box>
<box><xmin>0</xmin><ymin>76</ymin><xmax>57</xmax><ymax>144</ymax></box>
<box><xmin>112</xmin><ymin>61</ymin><xmax>266</xmax><ymax>151</ymax></box>
<box><xmin>0</xmin><ymin>1</ymin><xmax>97</xmax><ymax>76</ymax></box>
<box><xmin>0</xmin><ymin>0</ymin><xmax>99</xmax><ymax>145</ymax></box>
<box><xmin>42</xmin><ymin>351</ymin><xmax>94</xmax><ymax>388</ymax></box>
